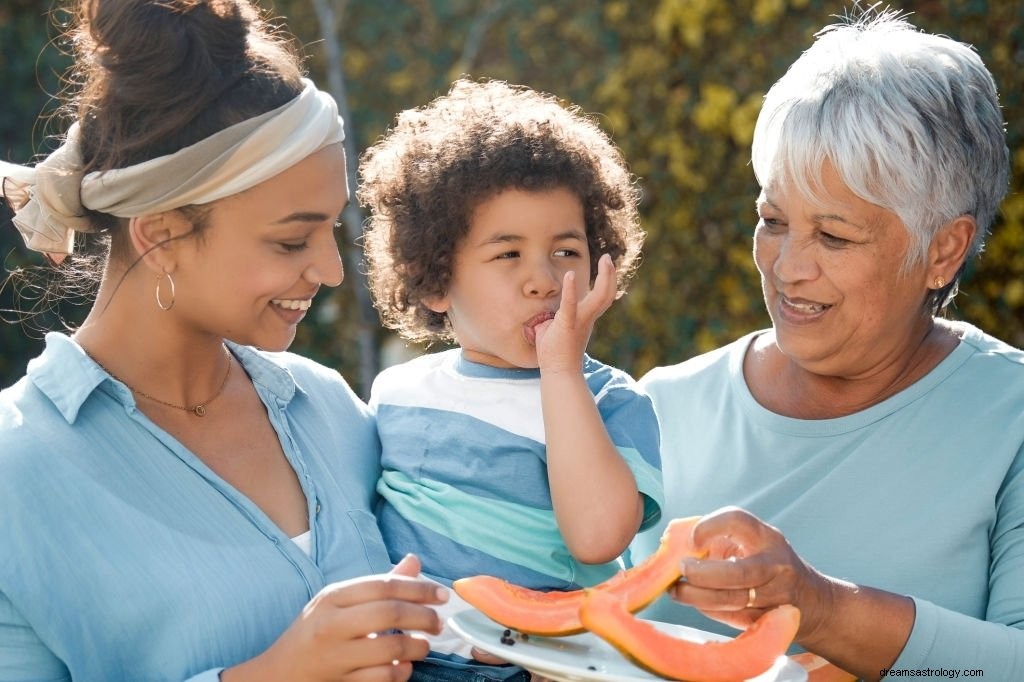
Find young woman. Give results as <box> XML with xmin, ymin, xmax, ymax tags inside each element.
<box><xmin>0</xmin><ymin>2</ymin><xmax>444</xmax><ymax>680</ymax></box>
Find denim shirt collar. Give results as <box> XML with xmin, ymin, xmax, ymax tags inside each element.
<box><xmin>28</xmin><ymin>332</ymin><xmax>299</xmax><ymax>424</ymax></box>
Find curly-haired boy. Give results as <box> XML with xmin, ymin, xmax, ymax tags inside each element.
<box><xmin>358</xmin><ymin>78</ymin><xmax>663</xmax><ymax>680</ymax></box>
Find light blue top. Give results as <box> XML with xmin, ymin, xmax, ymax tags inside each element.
<box><xmin>373</xmin><ymin>349</ymin><xmax>663</xmax><ymax>589</ymax></box>
<box><xmin>0</xmin><ymin>333</ymin><xmax>389</xmax><ymax>682</ymax></box>
<box><xmin>629</xmin><ymin>323</ymin><xmax>1024</xmax><ymax>679</ymax></box>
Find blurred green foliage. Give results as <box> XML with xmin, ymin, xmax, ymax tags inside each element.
<box><xmin>0</xmin><ymin>0</ymin><xmax>76</xmax><ymax>384</ymax></box>
<box><xmin>2</xmin><ymin>0</ymin><xmax>1022</xmax><ymax>395</ymax></box>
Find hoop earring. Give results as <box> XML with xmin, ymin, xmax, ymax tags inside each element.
<box><xmin>155</xmin><ymin>272</ymin><xmax>176</xmax><ymax>311</ymax></box>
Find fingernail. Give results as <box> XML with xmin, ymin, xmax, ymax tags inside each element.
<box><xmin>436</xmin><ymin>587</ymin><xmax>449</xmax><ymax>601</ymax></box>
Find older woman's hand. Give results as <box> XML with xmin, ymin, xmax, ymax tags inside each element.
<box><xmin>222</xmin><ymin>554</ymin><xmax>447</xmax><ymax>682</ymax></box>
<box><xmin>668</xmin><ymin>507</ymin><xmax>835</xmax><ymax>640</ymax></box>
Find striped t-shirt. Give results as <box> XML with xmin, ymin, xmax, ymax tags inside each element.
<box><xmin>372</xmin><ymin>349</ymin><xmax>663</xmax><ymax>589</ymax></box>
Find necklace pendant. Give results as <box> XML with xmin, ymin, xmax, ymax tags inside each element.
<box><xmin>192</xmin><ymin>404</ymin><xmax>207</xmax><ymax>417</ymax></box>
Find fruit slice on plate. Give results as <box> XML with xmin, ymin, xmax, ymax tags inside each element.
<box><xmin>579</xmin><ymin>589</ymin><xmax>801</xmax><ymax>682</ymax></box>
<box><xmin>453</xmin><ymin>516</ymin><xmax>704</xmax><ymax>636</ymax></box>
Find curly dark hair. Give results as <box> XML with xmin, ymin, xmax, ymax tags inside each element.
<box><xmin>358</xmin><ymin>78</ymin><xmax>644</xmax><ymax>344</ymax></box>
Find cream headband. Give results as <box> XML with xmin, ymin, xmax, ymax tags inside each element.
<box><xmin>0</xmin><ymin>78</ymin><xmax>345</xmax><ymax>261</ymax></box>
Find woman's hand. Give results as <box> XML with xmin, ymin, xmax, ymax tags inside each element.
<box><xmin>223</xmin><ymin>554</ymin><xmax>448</xmax><ymax>682</ymax></box>
<box><xmin>668</xmin><ymin>508</ymin><xmax>914</xmax><ymax>680</ymax></box>
<box><xmin>668</xmin><ymin>507</ymin><xmax>835</xmax><ymax>639</ymax></box>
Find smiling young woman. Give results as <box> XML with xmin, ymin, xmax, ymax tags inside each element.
<box><xmin>0</xmin><ymin>2</ymin><xmax>445</xmax><ymax>680</ymax></box>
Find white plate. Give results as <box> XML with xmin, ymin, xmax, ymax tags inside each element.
<box><xmin>448</xmin><ymin>609</ymin><xmax>808</xmax><ymax>682</ymax></box>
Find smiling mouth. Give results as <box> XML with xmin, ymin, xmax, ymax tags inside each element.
<box><xmin>781</xmin><ymin>295</ymin><xmax>830</xmax><ymax>314</ymax></box>
<box><xmin>271</xmin><ymin>298</ymin><xmax>312</xmax><ymax>311</ymax></box>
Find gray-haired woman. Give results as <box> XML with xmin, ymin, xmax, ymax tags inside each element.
<box><xmin>630</xmin><ymin>10</ymin><xmax>1022</xmax><ymax>681</ymax></box>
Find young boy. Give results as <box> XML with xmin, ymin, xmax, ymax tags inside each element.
<box><xmin>358</xmin><ymin>79</ymin><xmax>663</xmax><ymax>680</ymax></box>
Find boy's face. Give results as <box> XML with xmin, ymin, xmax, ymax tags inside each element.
<box><xmin>424</xmin><ymin>187</ymin><xmax>591</xmax><ymax>368</ymax></box>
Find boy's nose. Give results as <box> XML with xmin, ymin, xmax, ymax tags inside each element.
<box><xmin>524</xmin><ymin>262</ymin><xmax>559</xmax><ymax>297</ymax></box>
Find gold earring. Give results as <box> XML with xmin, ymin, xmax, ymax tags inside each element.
<box><xmin>155</xmin><ymin>272</ymin><xmax>176</xmax><ymax>311</ymax></box>
<box><xmin>933</xmin><ymin>276</ymin><xmax>945</xmax><ymax>289</ymax></box>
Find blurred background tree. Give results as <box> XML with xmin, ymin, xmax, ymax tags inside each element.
<box><xmin>2</xmin><ymin>0</ymin><xmax>1022</xmax><ymax>396</ymax></box>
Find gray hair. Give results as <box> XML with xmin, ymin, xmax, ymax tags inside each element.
<box><xmin>751</xmin><ymin>10</ymin><xmax>1009</xmax><ymax>308</ymax></box>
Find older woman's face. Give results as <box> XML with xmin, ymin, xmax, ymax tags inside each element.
<box><xmin>753</xmin><ymin>163</ymin><xmax>932</xmax><ymax>378</ymax></box>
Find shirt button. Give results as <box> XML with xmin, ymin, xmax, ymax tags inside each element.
<box><xmin>315</xmin><ymin>502</ymin><xmax>321</xmax><ymax>515</ymax></box>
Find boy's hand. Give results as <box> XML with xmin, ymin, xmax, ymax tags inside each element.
<box><xmin>535</xmin><ymin>253</ymin><xmax>617</xmax><ymax>373</ymax></box>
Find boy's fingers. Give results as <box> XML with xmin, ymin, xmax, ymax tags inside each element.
<box><xmin>556</xmin><ymin>271</ymin><xmax>577</xmax><ymax>326</ymax></box>
<box><xmin>579</xmin><ymin>254</ymin><xmax>617</xmax><ymax>320</ymax></box>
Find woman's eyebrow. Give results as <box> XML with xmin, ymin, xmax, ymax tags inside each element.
<box><xmin>812</xmin><ymin>212</ymin><xmax>867</xmax><ymax>230</ymax></box>
<box><xmin>273</xmin><ymin>211</ymin><xmax>334</xmax><ymax>225</ymax></box>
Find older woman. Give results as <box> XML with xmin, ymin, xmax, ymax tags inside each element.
<box><xmin>630</xmin><ymin>11</ymin><xmax>1022</xmax><ymax>681</ymax></box>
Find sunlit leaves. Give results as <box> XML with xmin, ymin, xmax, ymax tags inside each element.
<box><xmin>1</xmin><ymin>0</ymin><xmax>1021</xmax><ymax>390</ymax></box>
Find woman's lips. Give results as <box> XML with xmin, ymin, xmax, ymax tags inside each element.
<box><xmin>523</xmin><ymin>311</ymin><xmax>556</xmax><ymax>345</ymax></box>
<box><xmin>271</xmin><ymin>298</ymin><xmax>312</xmax><ymax>311</ymax></box>
<box><xmin>778</xmin><ymin>294</ymin><xmax>831</xmax><ymax>322</ymax></box>
<box><xmin>270</xmin><ymin>298</ymin><xmax>312</xmax><ymax>324</ymax></box>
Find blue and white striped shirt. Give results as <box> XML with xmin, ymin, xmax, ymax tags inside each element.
<box><xmin>373</xmin><ymin>349</ymin><xmax>663</xmax><ymax>590</ymax></box>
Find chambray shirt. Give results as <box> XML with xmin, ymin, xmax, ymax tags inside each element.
<box><xmin>0</xmin><ymin>333</ymin><xmax>389</xmax><ymax>681</ymax></box>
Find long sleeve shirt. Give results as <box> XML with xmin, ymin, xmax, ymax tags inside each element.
<box><xmin>0</xmin><ymin>333</ymin><xmax>387</xmax><ymax>681</ymax></box>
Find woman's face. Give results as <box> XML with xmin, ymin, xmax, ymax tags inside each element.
<box><xmin>170</xmin><ymin>143</ymin><xmax>347</xmax><ymax>351</ymax></box>
<box><xmin>753</xmin><ymin>163</ymin><xmax>933</xmax><ymax>378</ymax></box>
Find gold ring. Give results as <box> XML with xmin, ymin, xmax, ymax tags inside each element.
<box><xmin>746</xmin><ymin>586</ymin><xmax>756</xmax><ymax>608</ymax></box>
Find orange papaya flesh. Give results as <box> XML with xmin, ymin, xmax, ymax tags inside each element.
<box><xmin>579</xmin><ymin>589</ymin><xmax>800</xmax><ymax>682</ymax></box>
<box><xmin>594</xmin><ymin>515</ymin><xmax>706</xmax><ymax>612</ymax></box>
<box><xmin>452</xmin><ymin>575</ymin><xmax>588</xmax><ymax>636</ymax></box>
<box><xmin>452</xmin><ymin>516</ymin><xmax>703</xmax><ymax>636</ymax></box>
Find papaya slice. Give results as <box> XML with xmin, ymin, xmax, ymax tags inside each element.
<box><xmin>579</xmin><ymin>589</ymin><xmax>801</xmax><ymax>682</ymax></box>
<box><xmin>453</xmin><ymin>516</ymin><xmax>702</xmax><ymax>636</ymax></box>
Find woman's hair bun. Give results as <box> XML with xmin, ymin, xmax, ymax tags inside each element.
<box><xmin>72</xmin><ymin>0</ymin><xmax>303</xmax><ymax>171</ymax></box>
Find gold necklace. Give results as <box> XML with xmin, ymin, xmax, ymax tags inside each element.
<box><xmin>88</xmin><ymin>346</ymin><xmax>233</xmax><ymax>417</ymax></box>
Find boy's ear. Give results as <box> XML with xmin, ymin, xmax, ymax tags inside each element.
<box><xmin>927</xmin><ymin>215</ymin><xmax>975</xmax><ymax>285</ymax></box>
<box><xmin>128</xmin><ymin>211</ymin><xmax>195</xmax><ymax>274</ymax></box>
<box><xmin>421</xmin><ymin>294</ymin><xmax>450</xmax><ymax>314</ymax></box>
